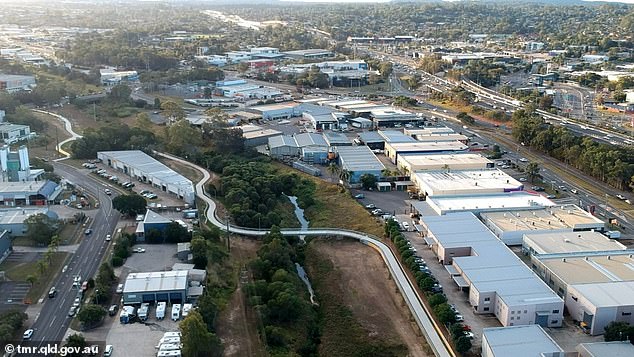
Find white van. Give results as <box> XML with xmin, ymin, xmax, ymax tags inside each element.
<box><xmin>401</xmin><ymin>222</ymin><xmax>410</xmax><ymax>231</ymax></box>
<box><xmin>171</xmin><ymin>304</ymin><xmax>181</xmax><ymax>321</ymax></box>
<box><xmin>103</xmin><ymin>345</ymin><xmax>113</xmax><ymax>357</ymax></box>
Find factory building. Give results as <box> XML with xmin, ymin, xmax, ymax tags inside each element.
<box><xmin>482</xmin><ymin>325</ymin><xmax>563</xmax><ymax>357</ymax></box>
<box><xmin>0</xmin><ymin>124</ymin><xmax>34</xmax><ymax>144</ymax></box>
<box><xmin>97</xmin><ymin>150</ymin><xmax>195</xmax><ymax>204</ymax></box>
<box><xmin>122</xmin><ymin>270</ymin><xmax>189</xmax><ymax>305</ymax></box>
<box><xmin>238</xmin><ymin>124</ymin><xmax>283</xmax><ymax>147</ymax></box>
<box><xmin>481</xmin><ymin>205</ymin><xmax>605</xmax><ymax>245</ymax></box>
<box><xmin>566</xmin><ymin>281</ymin><xmax>634</xmax><ymax>335</ymax></box>
<box><xmin>0</xmin><ymin>181</ymin><xmax>61</xmax><ymax>206</ymax></box>
<box><xmin>0</xmin><ymin>145</ymin><xmax>44</xmax><ymax>182</ymax></box>
<box><xmin>417</xmin><ymin>192</ymin><xmax>555</xmax><ymax>216</ymax></box>
<box><xmin>384</xmin><ymin>141</ymin><xmax>468</xmax><ymax>163</ymax></box>
<box><xmin>0</xmin><ymin>74</ymin><xmax>36</xmax><ymax>93</ymax></box>
<box><xmin>411</xmin><ymin>169</ymin><xmax>523</xmax><ymax>198</ymax></box>
<box><xmin>397</xmin><ymin>153</ymin><xmax>494</xmax><ymax>175</ymax></box>
<box><xmin>335</xmin><ymin>146</ymin><xmax>385</xmax><ymax>184</ymax></box>
<box><xmin>419</xmin><ymin>212</ymin><xmax>564</xmax><ymax>328</ymax></box>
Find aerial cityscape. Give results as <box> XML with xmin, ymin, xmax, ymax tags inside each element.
<box><xmin>0</xmin><ymin>0</ymin><xmax>633</xmax><ymax>356</ymax></box>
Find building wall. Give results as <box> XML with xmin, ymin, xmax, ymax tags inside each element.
<box><xmin>0</xmin><ymin>230</ymin><xmax>11</xmax><ymax>264</ymax></box>
<box><xmin>481</xmin><ymin>334</ymin><xmax>495</xmax><ymax>357</ymax></box>
<box><xmin>270</xmin><ymin>144</ymin><xmax>299</xmax><ymax>158</ymax></box>
<box><xmin>565</xmin><ymin>287</ymin><xmax>634</xmax><ymax>335</ymax></box>
<box><xmin>123</xmin><ymin>289</ymin><xmax>186</xmax><ymax>305</ymax></box>
<box><xmin>347</xmin><ymin>169</ymin><xmax>381</xmax><ymax>184</ymax></box>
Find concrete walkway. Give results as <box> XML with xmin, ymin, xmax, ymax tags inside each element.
<box><xmin>13</xmin><ymin>244</ymin><xmax>80</xmax><ymax>253</ymax></box>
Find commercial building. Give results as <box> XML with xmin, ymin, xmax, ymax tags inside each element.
<box><xmin>283</xmin><ymin>49</ymin><xmax>334</xmax><ymax>60</ymax></box>
<box><xmin>357</xmin><ymin>131</ymin><xmax>385</xmax><ymax>150</ymax></box>
<box><xmin>566</xmin><ymin>281</ymin><xmax>634</xmax><ymax>335</ymax></box>
<box><xmin>335</xmin><ymin>146</ymin><xmax>385</xmax><ymax>184</ymax></box>
<box><xmin>239</xmin><ymin>124</ymin><xmax>283</xmax><ymax>147</ymax></box>
<box><xmin>0</xmin><ymin>74</ymin><xmax>36</xmax><ymax>93</ymax></box>
<box><xmin>215</xmin><ymin>80</ymin><xmax>282</xmax><ymax>99</ymax></box>
<box><xmin>419</xmin><ymin>212</ymin><xmax>564</xmax><ymax>328</ymax></box>
<box><xmin>422</xmin><ymin>192</ymin><xmax>555</xmax><ymax>216</ymax></box>
<box><xmin>135</xmin><ymin>209</ymin><xmax>172</xmax><ymax>242</ymax></box>
<box><xmin>370</xmin><ymin>108</ymin><xmax>421</xmax><ymax>127</ymax></box>
<box><xmin>403</xmin><ymin>127</ymin><xmax>455</xmax><ymax>136</ymax></box>
<box><xmin>0</xmin><ymin>145</ymin><xmax>44</xmax><ymax>182</ymax></box>
<box><xmin>323</xmin><ymin>131</ymin><xmax>351</xmax><ymax>147</ymax></box>
<box><xmin>481</xmin><ymin>325</ymin><xmax>563</xmax><ymax>357</ymax></box>
<box><xmin>0</xmin><ymin>123</ymin><xmax>34</xmax><ymax>144</ymax></box>
<box><xmin>97</xmin><ymin>150</ymin><xmax>195</xmax><ymax>204</ymax></box>
<box><xmin>377</xmin><ymin>130</ymin><xmax>417</xmax><ymax>144</ymax></box>
<box><xmin>225</xmin><ymin>51</ymin><xmax>251</xmax><ymax>63</ymax></box>
<box><xmin>295</xmin><ymin>133</ymin><xmax>329</xmax><ymax>164</ymax></box>
<box><xmin>522</xmin><ymin>231</ymin><xmax>625</xmax><ymax>258</ymax></box>
<box><xmin>397</xmin><ymin>153</ymin><xmax>494</xmax><ymax>175</ymax></box>
<box><xmin>0</xmin><ymin>181</ymin><xmax>61</xmax><ymax>206</ymax></box>
<box><xmin>576</xmin><ymin>342</ymin><xmax>634</xmax><ymax>357</ymax></box>
<box><xmin>0</xmin><ymin>207</ymin><xmax>58</xmax><ymax>237</ymax></box>
<box><xmin>411</xmin><ymin>169</ymin><xmax>523</xmax><ymax>197</ymax></box>
<box><xmin>268</xmin><ymin>135</ymin><xmax>299</xmax><ymax>159</ymax></box>
<box><xmin>385</xmin><ymin>141</ymin><xmax>468</xmax><ymax>163</ymax></box>
<box><xmin>413</xmin><ymin>133</ymin><xmax>469</xmax><ymax>144</ymax></box>
<box><xmin>122</xmin><ymin>270</ymin><xmax>189</xmax><ymax>305</ymax></box>
<box><xmin>481</xmin><ymin>206</ymin><xmax>605</xmax><ymax>245</ymax></box>
<box><xmin>99</xmin><ymin>69</ymin><xmax>138</xmax><ymax>85</ymax></box>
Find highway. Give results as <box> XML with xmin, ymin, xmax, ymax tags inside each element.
<box><xmin>28</xmin><ymin>163</ymin><xmax>120</xmax><ymax>346</ymax></box>
<box><xmin>155</xmin><ymin>151</ymin><xmax>457</xmax><ymax>357</ymax></box>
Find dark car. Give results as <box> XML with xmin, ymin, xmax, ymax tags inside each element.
<box><xmin>84</xmin><ymin>229</ymin><xmax>92</xmax><ymax>235</ymax></box>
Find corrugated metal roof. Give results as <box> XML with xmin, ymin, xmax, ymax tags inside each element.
<box><xmin>483</xmin><ymin>325</ymin><xmax>562</xmax><ymax>357</ymax></box>
<box><xmin>123</xmin><ymin>270</ymin><xmax>188</xmax><ymax>294</ymax></box>
<box><xmin>144</xmin><ymin>209</ymin><xmax>171</xmax><ymax>224</ymax></box>
<box><xmin>336</xmin><ymin>146</ymin><xmax>385</xmax><ymax>172</ymax></box>
<box><xmin>294</xmin><ymin>133</ymin><xmax>327</xmax><ymax>148</ymax></box>
<box><xmin>268</xmin><ymin>135</ymin><xmax>297</xmax><ymax>149</ymax></box>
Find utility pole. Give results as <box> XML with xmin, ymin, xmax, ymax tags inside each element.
<box><xmin>93</xmin><ymin>103</ymin><xmax>97</xmax><ymax>121</ymax></box>
<box><xmin>226</xmin><ymin>215</ymin><xmax>230</xmax><ymax>252</ymax></box>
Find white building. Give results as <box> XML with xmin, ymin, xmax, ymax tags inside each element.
<box><xmin>0</xmin><ymin>145</ymin><xmax>43</xmax><ymax>182</ymax></box>
<box><xmin>411</xmin><ymin>169</ymin><xmax>523</xmax><ymax>197</ymax></box>
<box><xmin>419</xmin><ymin>212</ymin><xmax>564</xmax><ymax>328</ymax></box>
<box><xmin>422</xmin><ymin>192</ymin><xmax>555</xmax><ymax>216</ymax></box>
<box><xmin>576</xmin><ymin>342</ymin><xmax>634</xmax><ymax>357</ymax></box>
<box><xmin>384</xmin><ymin>141</ymin><xmax>468</xmax><ymax>163</ymax></box>
<box><xmin>481</xmin><ymin>205</ymin><xmax>605</xmax><ymax>245</ymax></box>
<box><xmin>0</xmin><ymin>123</ymin><xmax>33</xmax><ymax>144</ymax></box>
<box><xmin>397</xmin><ymin>153</ymin><xmax>494</xmax><ymax>175</ymax></box>
<box><xmin>0</xmin><ymin>74</ymin><xmax>36</xmax><ymax>93</ymax></box>
<box><xmin>482</xmin><ymin>325</ymin><xmax>563</xmax><ymax>357</ymax></box>
<box><xmin>522</xmin><ymin>231</ymin><xmax>625</xmax><ymax>258</ymax></box>
<box><xmin>566</xmin><ymin>281</ymin><xmax>634</xmax><ymax>335</ymax></box>
<box><xmin>97</xmin><ymin>150</ymin><xmax>195</xmax><ymax>204</ymax></box>
<box><xmin>225</xmin><ymin>51</ymin><xmax>252</xmax><ymax>63</ymax></box>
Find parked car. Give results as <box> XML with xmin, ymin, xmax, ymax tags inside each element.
<box><xmin>354</xmin><ymin>193</ymin><xmax>365</xmax><ymax>199</ymax></box>
<box><xmin>134</xmin><ymin>247</ymin><xmax>146</xmax><ymax>253</ymax></box>
<box><xmin>108</xmin><ymin>304</ymin><xmax>119</xmax><ymax>316</ymax></box>
<box><xmin>23</xmin><ymin>329</ymin><xmax>33</xmax><ymax>340</ymax></box>
<box><xmin>401</xmin><ymin>222</ymin><xmax>410</xmax><ymax>231</ymax></box>
<box><xmin>371</xmin><ymin>209</ymin><xmax>383</xmax><ymax>215</ymax></box>
<box><xmin>104</xmin><ymin>189</ymin><xmax>111</xmax><ymax>195</ymax></box>
<box><xmin>455</xmin><ymin>314</ymin><xmax>464</xmax><ymax>322</ymax></box>
<box><xmin>115</xmin><ymin>284</ymin><xmax>123</xmax><ymax>294</ymax></box>
<box><xmin>365</xmin><ymin>203</ymin><xmax>376</xmax><ymax>209</ymax></box>
<box><xmin>68</xmin><ymin>306</ymin><xmax>76</xmax><ymax>317</ymax></box>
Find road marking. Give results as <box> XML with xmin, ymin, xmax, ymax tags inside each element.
<box><xmin>49</xmin><ymin>316</ymin><xmax>56</xmax><ymax>328</ymax></box>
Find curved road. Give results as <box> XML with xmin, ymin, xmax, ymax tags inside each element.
<box><xmin>32</xmin><ymin>109</ymin><xmax>83</xmax><ymax>160</ymax></box>
<box><xmin>155</xmin><ymin>151</ymin><xmax>455</xmax><ymax>357</ymax></box>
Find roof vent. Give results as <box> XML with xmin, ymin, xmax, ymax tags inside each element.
<box><xmin>562</xmin><ymin>258</ymin><xmax>566</xmax><ymax>262</ymax></box>
<box><xmin>607</xmin><ymin>256</ymin><xmax>611</xmax><ymax>260</ymax></box>
<box><xmin>564</xmin><ymin>239</ymin><xmax>571</xmax><ymax>243</ymax></box>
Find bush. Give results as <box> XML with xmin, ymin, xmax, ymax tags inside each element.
<box><xmin>111</xmin><ymin>256</ymin><xmax>123</xmax><ymax>267</ymax></box>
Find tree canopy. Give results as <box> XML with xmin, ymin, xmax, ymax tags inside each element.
<box><xmin>112</xmin><ymin>194</ymin><xmax>147</xmax><ymax>217</ymax></box>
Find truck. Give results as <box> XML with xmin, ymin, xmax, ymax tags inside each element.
<box><xmin>156</xmin><ymin>337</ymin><xmax>180</xmax><ymax>348</ymax></box>
<box><xmin>159</xmin><ymin>343</ymin><xmax>181</xmax><ymax>352</ymax></box>
<box><xmin>171</xmin><ymin>304</ymin><xmax>181</xmax><ymax>321</ymax></box>
<box><xmin>181</xmin><ymin>304</ymin><xmax>192</xmax><ymax>318</ymax></box>
<box><xmin>156</xmin><ymin>302</ymin><xmax>166</xmax><ymax>320</ymax></box>
<box><xmin>157</xmin><ymin>351</ymin><xmax>181</xmax><ymax>357</ymax></box>
<box><xmin>138</xmin><ymin>303</ymin><xmax>150</xmax><ymax>321</ymax></box>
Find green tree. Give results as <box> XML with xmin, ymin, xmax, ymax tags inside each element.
<box><xmin>65</xmin><ymin>333</ymin><xmax>87</xmax><ymax>357</ymax></box>
<box><xmin>428</xmin><ymin>293</ymin><xmax>447</xmax><ymax>307</ymax></box>
<box><xmin>338</xmin><ymin>169</ymin><xmax>351</xmax><ymax>183</ymax></box>
<box><xmin>190</xmin><ymin>237</ymin><xmax>208</xmax><ymax>269</ymax></box>
<box><xmin>77</xmin><ymin>304</ymin><xmax>106</xmax><ymax>328</ymax></box>
<box><xmin>433</xmin><ymin>303</ymin><xmax>456</xmax><ymax>325</ymax></box>
<box><xmin>167</xmin><ymin>119</ymin><xmax>202</xmax><ymax>154</ymax></box>
<box><xmin>153</xmin><ymin>97</ymin><xmax>161</xmax><ymax>109</ymax></box>
<box><xmin>359</xmin><ymin>173</ymin><xmax>377</xmax><ymax>190</ymax></box>
<box><xmin>180</xmin><ymin>310</ymin><xmax>223</xmax><ymax>357</ymax></box>
<box><xmin>24</xmin><ymin>213</ymin><xmax>59</xmax><ymax>245</ymax></box>
<box><xmin>112</xmin><ymin>194</ymin><xmax>147</xmax><ymax>217</ymax></box>
<box><xmin>604</xmin><ymin>321</ymin><xmax>634</xmax><ymax>342</ymax></box>
<box><xmin>136</xmin><ymin>112</ymin><xmax>152</xmax><ymax>127</ymax></box>
<box><xmin>525</xmin><ymin>162</ymin><xmax>541</xmax><ymax>183</ymax></box>
<box><xmin>161</xmin><ymin>101</ymin><xmax>185</xmax><ymax>122</ymax></box>
<box><xmin>0</xmin><ymin>310</ymin><xmax>28</xmax><ymax>345</ymax></box>
<box><xmin>107</xmin><ymin>84</ymin><xmax>132</xmax><ymax>103</ymax></box>
<box><xmin>455</xmin><ymin>335</ymin><xmax>472</xmax><ymax>353</ymax></box>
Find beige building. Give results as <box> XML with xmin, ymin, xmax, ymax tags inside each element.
<box><xmin>384</xmin><ymin>141</ymin><xmax>468</xmax><ymax>163</ymax></box>
<box><xmin>481</xmin><ymin>206</ymin><xmax>605</xmax><ymax>245</ymax></box>
<box><xmin>396</xmin><ymin>153</ymin><xmax>493</xmax><ymax>175</ymax></box>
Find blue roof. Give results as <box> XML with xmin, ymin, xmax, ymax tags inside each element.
<box><xmin>38</xmin><ymin>181</ymin><xmax>59</xmax><ymax>197</ymax></box>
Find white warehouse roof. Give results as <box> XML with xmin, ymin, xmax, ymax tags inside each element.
<box><xmin>123</xmin><ymin>270</ymin><xmax>188</xmax><ymax>294</ymax></box>
<box><xmin>425</xmin><ymin>192</ymin><xmax>555</xmax><ymax>215</ymax></box>
<box><xmin>482</xmin><ymin>325</ymin><xmax>563</xmax><ymax>357</ymax></box>
<box><xmin>336</xmin><ymin>146</ymin><xmax>385</xmax><ymax>172</ymax></box>
<box><xmin>568</xmin><ymin>281</ymin><xmax>634</xmax><ymax>308</ymax></box>
<box><xmin>414</xmin><ymin>169</ymin><xmax>523</xmax><ymax>196</ymax></box>
<box><xmin>98</xmin><ymin>151</ymin><xmax>192</xmax><ymax>188</ymax></box>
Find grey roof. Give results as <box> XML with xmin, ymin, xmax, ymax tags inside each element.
<box><xmin>300</xmin><ymin>103</ymin><xmax>335</xmax><ymax>116</ymax></box>
<box><xmin>358</xmin><ymin>131</ymin><xmax>384</xmax><ymax>143</ymax></box>
<box><xmin>483</xmin><ymin>325</ymin><xmax>562</xmax><ymax>357</ymax></box>
<box><xmin>294</xmin><ymin>133</ymin><xmax>327</xmax><ymax>148</ymax></box>
<box><xmin>268</xmin><ymin>135</ymin><xmax>298</xmax><ymax>149</ymax></box>
<box><xmin>98</xmin><ymin>150</ymin><xmax>192</xmax><ymax>189</ymax></box>
<box><xmin>336</xmin><ymin>146</ymin><xmax>385</xmax><ymax>172</ymax></box>
<box><xmin>144</xmin><ymin>209</ymin><xmax>170</xmax><ymax>224</ymax></box>
<box><xmin>378</xmin><ymin>130</ymin><xmax>417</xmax><ymax>143</ymax></box>
<box><xmin>123</xmin><ymin>270</ymin><xmax>188</xmax><ymax>294</ymax></box>
<box><xmin>0</xmin><ymin>123</ymin><xmax>30</xmax><ymax>132</ymax></box>
<box><xmin>576</xmin><ymin>342</ymin><xmax>634</xmax><ymax>357</ymax></box>
<box><xmin>420</xmin><ymin>212</ymin><xmax>562</xmax><ymax>307</ymax></box>
<box><xmin>323</xmin><ymin>132</ymin><xmax>351</xmax><ymax>145</ymax></box>
<box><xmin>569</xmin><ymin>281</ymin><xmax>634</xmax><ymax>307</ymax></box>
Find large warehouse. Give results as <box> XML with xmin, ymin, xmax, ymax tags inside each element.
<box><xmin>411</xmin><ymin>169</ymin><xmax>523</xmax><ymax>197</ymax></box>
<box><xmin>0</xmin><ymin>181</ymin><xmax>61</xmax><ymax>206</ymax></box>
<box><xmin>419</xmin><ymin>212</ymin><xmax>564</xmax><ymax>328</ymax></box>
<box><xmin>566</xmin><ymin>281</ymin><xmax>634</xmax><ymax>335</ymax></box>
<box><xmin>384</xmin><ymin>141</ymin><xmax>468</xmax><ymax>163</ymax></box>
<box><xmin>335</xmin><ymin>146</ymin><xmax>385</xmax><ymax>184</ymax></box>
<box><xmin>397</xmin><ymin>153</ymin><xmax>494</xmax><ymax>175</ymax></box>
<box><xmin>482</xmin><ymin>325</ymin><xmax>563</xmax><ymax>357</ymax></box>
<box><xmin>122</xmin><ymin>270</ymin><xmax>188</xmax><ymax>305</ymax></box>
<box><xmin>421</xmin><ymin>191</ymin><xmax>555</xmax><ymax>216</ymax></box>
<box><xmin>97</xmin><ymin>150</ymin><xmax>195</xmax><ymax>204</ymax></box>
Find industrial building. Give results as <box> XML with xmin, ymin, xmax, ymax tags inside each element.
<box><xmin>0</xmin><ymin>230</ymin><xmax>11</xmax><ymax>264</ymax></box>
<box><xmin>412</xmin><ymin>133</ymin><xmax>469</xmax><ymax>144</ymax></box>
<box><xmin>215</xmin><ymin>79</ymin><xmax>282</xmax><ymax>99</ymax></box>
<box><xmin>481</xmin><ymin>325</ymin><xmax>563</xmax><ymax>357</ymax></box>
<box><xmin>411</xmin><ymin>169</ymin><xmax>523</xmax><ymax>197</ymax></box>
<box><xmin>566</xmin><ymin>281</ymin><xmax>634</xmax><ymax>335</ymax></box>
<box><xmin>122</xmin><ymin>270</ymin><xmax>188</xmax><ymax>305</ymax></box>
<box><xmin>533</xmin><ymin>250</ymin><xmax>634</xmax><ymax>297</ymax></box>
<box><xmin>481</xmin><ymin>205</ymin><xmax>605</xmax><ymax>245</ymax></box>
<box><xmin>0</xmin><ymin>181</ymin><xmax>61</xmax><ymax>206</ymax></box>
<box><xmin>97</xmin><ymin>150</ymin><xmax>195</xmax><ymax>204</ymax></box>
<box><xmin>522</xmin><ymin>231</ymin><xmax>626</xmax><ymax>258</ymax></box>
<box><xmin>419</xmin><ymin>212</ymin><xmax>564</xmax><ymax>328</ymax></box>
<box><xmin>420</xmin><ymin>192</ymin><xmax>555</xmax><ymax>216</ymax></box>
<box><xmin>283</xmin><ymin>49</ymin><xmax>334</xmax><ymax>60</ymax></box>
<box><xmin>249</xmin><ymin>102</ymin><xmax>302</xmax><ymax>121</ymax></box>
<box><xmin>323</xmin><ymin>131</ymin><xmax>351</xmax><ymax>146</ymax></box>
<box><xmin>377</xmin><ymin>130</ymin><xmax>417</xmax><ymax>144</ymax></box>
<box><xmin>369</xmin><ymin>108</ymin><xmax>421</xmax><ymax>127</ymax></box>
<box><xmin>135</xmin><ymin>210</ymin><xmax>172</xmax><ymax>242</ymax></box>
<box><xmin>357</xmin><ymin>131</ymin><xmax>385</xmax><ymax>149</ymax></box>
<box><xmin>99</xmin><ymin>69</ymin><xmax>138</xmax><ymax>85</ymax></box>
<box><xmin>0</xmin><ymin>145</ymin><xmax>44</xmax><ymax>182</ymax></box>
<box><xmin>268</xmin><ymin>135</ymin><xmax>299</xmax><ymax>159</ymax></box>
<box><xmin>0</xmin><ymin>74</ymin><xmax>36</xmax><ymax>93</ymax></box>
<box><xmin>385</xmin><ymin>141</ymin><xmax>468</xmax><ymax>163</ymax></box>
<box><xmin>576</xmin><ymin>342</ymin><xmax>634</xmax><ymax>357</ymax></box>
<box><xmin>239</xmin><ymin>124</ymin><xmax>283</xmax><ymax>147</ymax></box>
<box><xmin>397</xmin><ymin>153</ymin><xmax>494</xmax><ymax>175</ymax></box>
<box><xmin>335</xmin><ymin>146</ymin><xmax>385</xmax><ymax>184</ymax></box>
<box><xmin>268</xmin><ymin>133</ymin><xmax>330</xmax><ymax>164</ymax></box>
<box><xmin>403</xmin><ymin>127</ymin><xmax>455</xmax><ymax>136</ymax></box>
<box><xmin>0</xmin><ymin>123</ymin><xmax>34</xmax><ymax>144</ymax></box>
<box><xmin>0</xmin><ymin>207</ymin><xmax>58</xmax><ymax>237</ymax></box>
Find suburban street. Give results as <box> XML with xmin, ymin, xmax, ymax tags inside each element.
<box><xmin>26</xmin><ymin>163</ymin><xmax>120</xmax><ymax>346</ymax></box>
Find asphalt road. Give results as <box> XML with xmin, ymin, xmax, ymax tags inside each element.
<box><xmin>26</xmin><ymin>163</ymin><xmax>120</xmax><ymax>346</ymax></box>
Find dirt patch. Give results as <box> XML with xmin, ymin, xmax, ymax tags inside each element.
<box><xmin>308</xmin><ymin>239</ymin><xmax>432</xmax><ymax>357</ymax></box>
<box><xmin>216</xmin><ymin>237</ymin><xmax>266</xmax><ymax>357</ymax></box>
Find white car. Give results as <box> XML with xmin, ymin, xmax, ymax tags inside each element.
<box><xmin>402</xmin><ymin>222</ymin><xmax>410</xmax><ymax>231</ymax></box>
<box><xmin>105</xmin><ymin>234</ymin><xmax>111</xmax><ymax>241</ymax></box>
<box><xmin>134</xmin><ymin>247</ymin><xmax>146</xmax><ymax>253</ymax></box>
<box><xmin>23</xmin><ymin>329</ymin><xmax>34</xmax><ymax>340</ymax></box>
<box><xmin>116</xmin><ymin>284</ymin><xmax>123</xmax><ymax>294</ymax></box>
<box><xmin>519</xmin><ymin>158</ymin><xmax>529</xmax><ymax>162</ymax></box>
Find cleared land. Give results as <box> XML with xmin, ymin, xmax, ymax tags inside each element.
<box><xmin>306</xmin><ymin>239</ymin><xmax>432</xmax><ymax>357</ymax></box>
